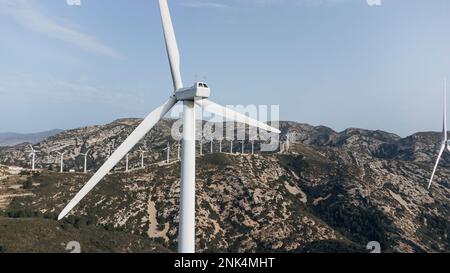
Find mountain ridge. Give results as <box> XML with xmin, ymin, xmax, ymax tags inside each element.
<box><xmin>0</xmin><ymin>129</ymin><xmax>63</xmax><ymax>147</ymax></box>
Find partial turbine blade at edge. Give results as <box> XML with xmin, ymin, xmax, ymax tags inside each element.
<box><xmin>443</xmin><ymin>78</ymin><xmax>447</xmax><ymax>141</ymax></box>
<box><xmin>197</xmin><ymin>99</ymin><xmax>281</xmax><ymax>134</ymax></box>
<box><xmin>58</xmin><ymin>97</ymin><xmax>178</xmax><ymax>220</ymax></box>
<box><xmin>428</xmin><ymin>143</ymin><xmax>446</xmax><ymax>189</ymax></box>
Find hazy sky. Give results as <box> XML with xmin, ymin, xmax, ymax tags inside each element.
<box><xmin>1</xmin><ymin>0</ymin><xmax>450</xmax><ymax>137</ymax></box>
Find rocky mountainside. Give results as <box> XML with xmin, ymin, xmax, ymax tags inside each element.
<box><xmin>0</xmin><ymin>129</ymin><xmax>63</xmax><ymax>147</ymax></box>
<box><xmin>0</xmin><ymin>119</ymin><xmax>449</xmax><ymax>253</ymax></box>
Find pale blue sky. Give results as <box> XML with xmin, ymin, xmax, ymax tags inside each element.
<box><xmin>1</xmin><ymin>0</ymin><xmax>450</xmax><ymax>136</ymax></box>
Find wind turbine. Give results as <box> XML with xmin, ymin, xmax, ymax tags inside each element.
<box><xmin>177</xmin><ymin>141</ymin><xmax>181</xmax><ymax>160</ymax></box>
<box><xmin>251</xmin><ymin>140</ymin><xmax>255</xmax><ymax>155</ymax></box>
<box><xmin>57</xmin><ymin>0</ymin><xmax>280</xmax><ymax>254</ymax></box>
<box><xmin>429</xmin><ymin>79</ymin><xmax>450</xmax><ymax>189</ymax></box>
<box><xmin>125</xmin><ymin>154</ymin><xmax>129</xmax><ymax>172</ymax></box>
<box><xmin>139</xmin><ymin>148</ymin><xmax>147</xmax><ymax>168</ymax></box>
<box><xmin>210</xmin><ymin>140</ymin><xmax>213</xmax><ymax>154</ymax></box>
<box><xmin>219</xmin><ymin>139</ymin><xmax>223</xmax><ymax>153</ymax></box>
<box><xmin>241</xmin><ymin>141</ymin><xmax>245</xmax><ymax>154</ymax></box>
<box><xmin>56</xmin><ymin>151</ymin><xmax>67</xmax><ymax>173</ymax></box>
<box><xmin>163</xmin><ymin>142</ymin><xmax>171</xmax><ymax>164</ymax></box>
<box><xmin>107</xmin><ymin>140</ymin><xmax>116</xmax><ymax>158</ymax></box>
<box><xmin>80</xmin><ymin>149</ymin><xmax>91</xmax><ymax>174</ymax></box>
<box><xmin>230</xmin><ymin>139</ymin><xmax>234</xmax><ymax>154</ymax></box>
<box><xmin>28</xmin><ymin>145</ymin><xmax>37</xmax><ymax>171</ymax></box>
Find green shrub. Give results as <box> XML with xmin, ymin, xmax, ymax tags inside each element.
<box><xmin>22</xmin><ymin>179</ymin><xmax>33</xmax><ymax>189</ymax></box>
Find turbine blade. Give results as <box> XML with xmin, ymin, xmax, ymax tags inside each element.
<box><xmin>158</xmin><ymin>0</ymin><xmax>183</xmax><ymax>91</ymax></box>
<box><xmin>444</xmin><ymin>78</ymin><xmax>448</xmax><ymax>141</ymax></box>
<box><xmin>197</xmin><ymin>99</ymin><xmax>281</xmax><ymax>134</ymax></box>
<box><xmin>58</xmin><ymin>97</ymin><xmax>177</xmax><ymax>220</ymax></box>
<box><xmin>428</xmin><ymin>143</ymin><xmax>446</xmax><ymax>189</ymax></box>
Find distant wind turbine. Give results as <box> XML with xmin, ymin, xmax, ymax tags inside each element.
<box><xmin>56</xmin><ymin>151</ymin><xmax>67</xmax><ymax>173</ymax></box>
<box><xmin>57</xmin><ymin>0</ymin><xmax>280</xmax><ymax>254</ymax></box>
<box><xmin>429</xmin><ymin>79</ymin><xmax>449</xmax><ymax>189</ymax></box>
<box><xmin>163</xmin><ymin>142</ymin><xmax>171</xmax><ymax>163</ymax></box>
<box><xmin>28</xmin><ymin>145</ymin><xmax>37</xmax><ymax>171</ymax></box>
<box><xmin>80</xmin><ymin>149</ymin><xmax>91</xmax><ymax>173</ymax></box>
<box><xmin>139</xmin><ymin>148</ymin><xmax>147</xmax><ymax>168</ymax></box>
<box><xmin>107</xmin><ymin>140</ymin><xmax>116</xmax><ymax>158</ymax></box>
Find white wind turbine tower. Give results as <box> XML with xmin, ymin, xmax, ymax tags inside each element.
<box><xmin>163</xmin><ymin>142</ymin><xmax>171</xmax><ymax>164</ymax></box>
<box><xmin>58</xmin><ymin>0</ymin><xmax>280</xmax><ymax>254</ymax></box>
<box><xmin>429</xmin><ymin>79</ymin><xmax>450</xmax><ymax>189</ymax></box>
<box><xmin>199</xmin><ymin>139</ymin><xmax>203</xmax><ymax>156</ymax></box>
<box><xmin>107</xmin><ymin>139</ymin><xmax>116</xmax><ymax>158</ymax></box>
<box><xmin>230</xmin><ymin>139</ymin><xmax>234</xmax><ymax>154</ymax></box>
<box><xmin>139</xmin><ymin>148</ymin><xmax>147</xmax><ymax>168</ymax></box>
<box><xmin>219</xmin><ymin>139</ymin><xmax>223</xmax><ymax>153</ymax></box>
<box><xmin>241</xmin><ymin>141</ymin><xmax>245</xmax><ymax>154</ymax></box>
<box><xmin>80</xmin><ymin>149</ymin><xmax>91</xmax><ymax>174</ymax></box>
<box><xmin>251</xmin><ymin>140</ymin><xmax>255</xmax><ymax>155</ymax></box>
<box><xmin>125</xmin><ymin>154</ymin><xmax>129</xmax><ymax>172</ymax></box>
<box><xmin>28</xmin><ymin>145</ymin><xmax>37</xmax><ymax>171</ymax></box>
<box><xmin>177</xmin><ymin>141</ymin><xmax>181</xmax><ymax>160</ymax></box>
<box><xmin>210</xmin><ymin>140</ymin><xmax>213</xmax><ymax>154</ymax></box>
<box><xmin>56</xmin><ymin>151</ymin><xmax>67</xmax><ymax>173</ymax></box>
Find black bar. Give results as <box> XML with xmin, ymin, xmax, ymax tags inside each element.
<box><xmin>0</xmin><ymin>253</ymin><xmax>447</xmax><ymax>272</ymax></box>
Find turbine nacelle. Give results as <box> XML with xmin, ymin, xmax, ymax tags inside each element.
<box><xmin>175</xmin><ymin>82</ymin><xmax>211</xmax><ymax>101</ymax></box>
